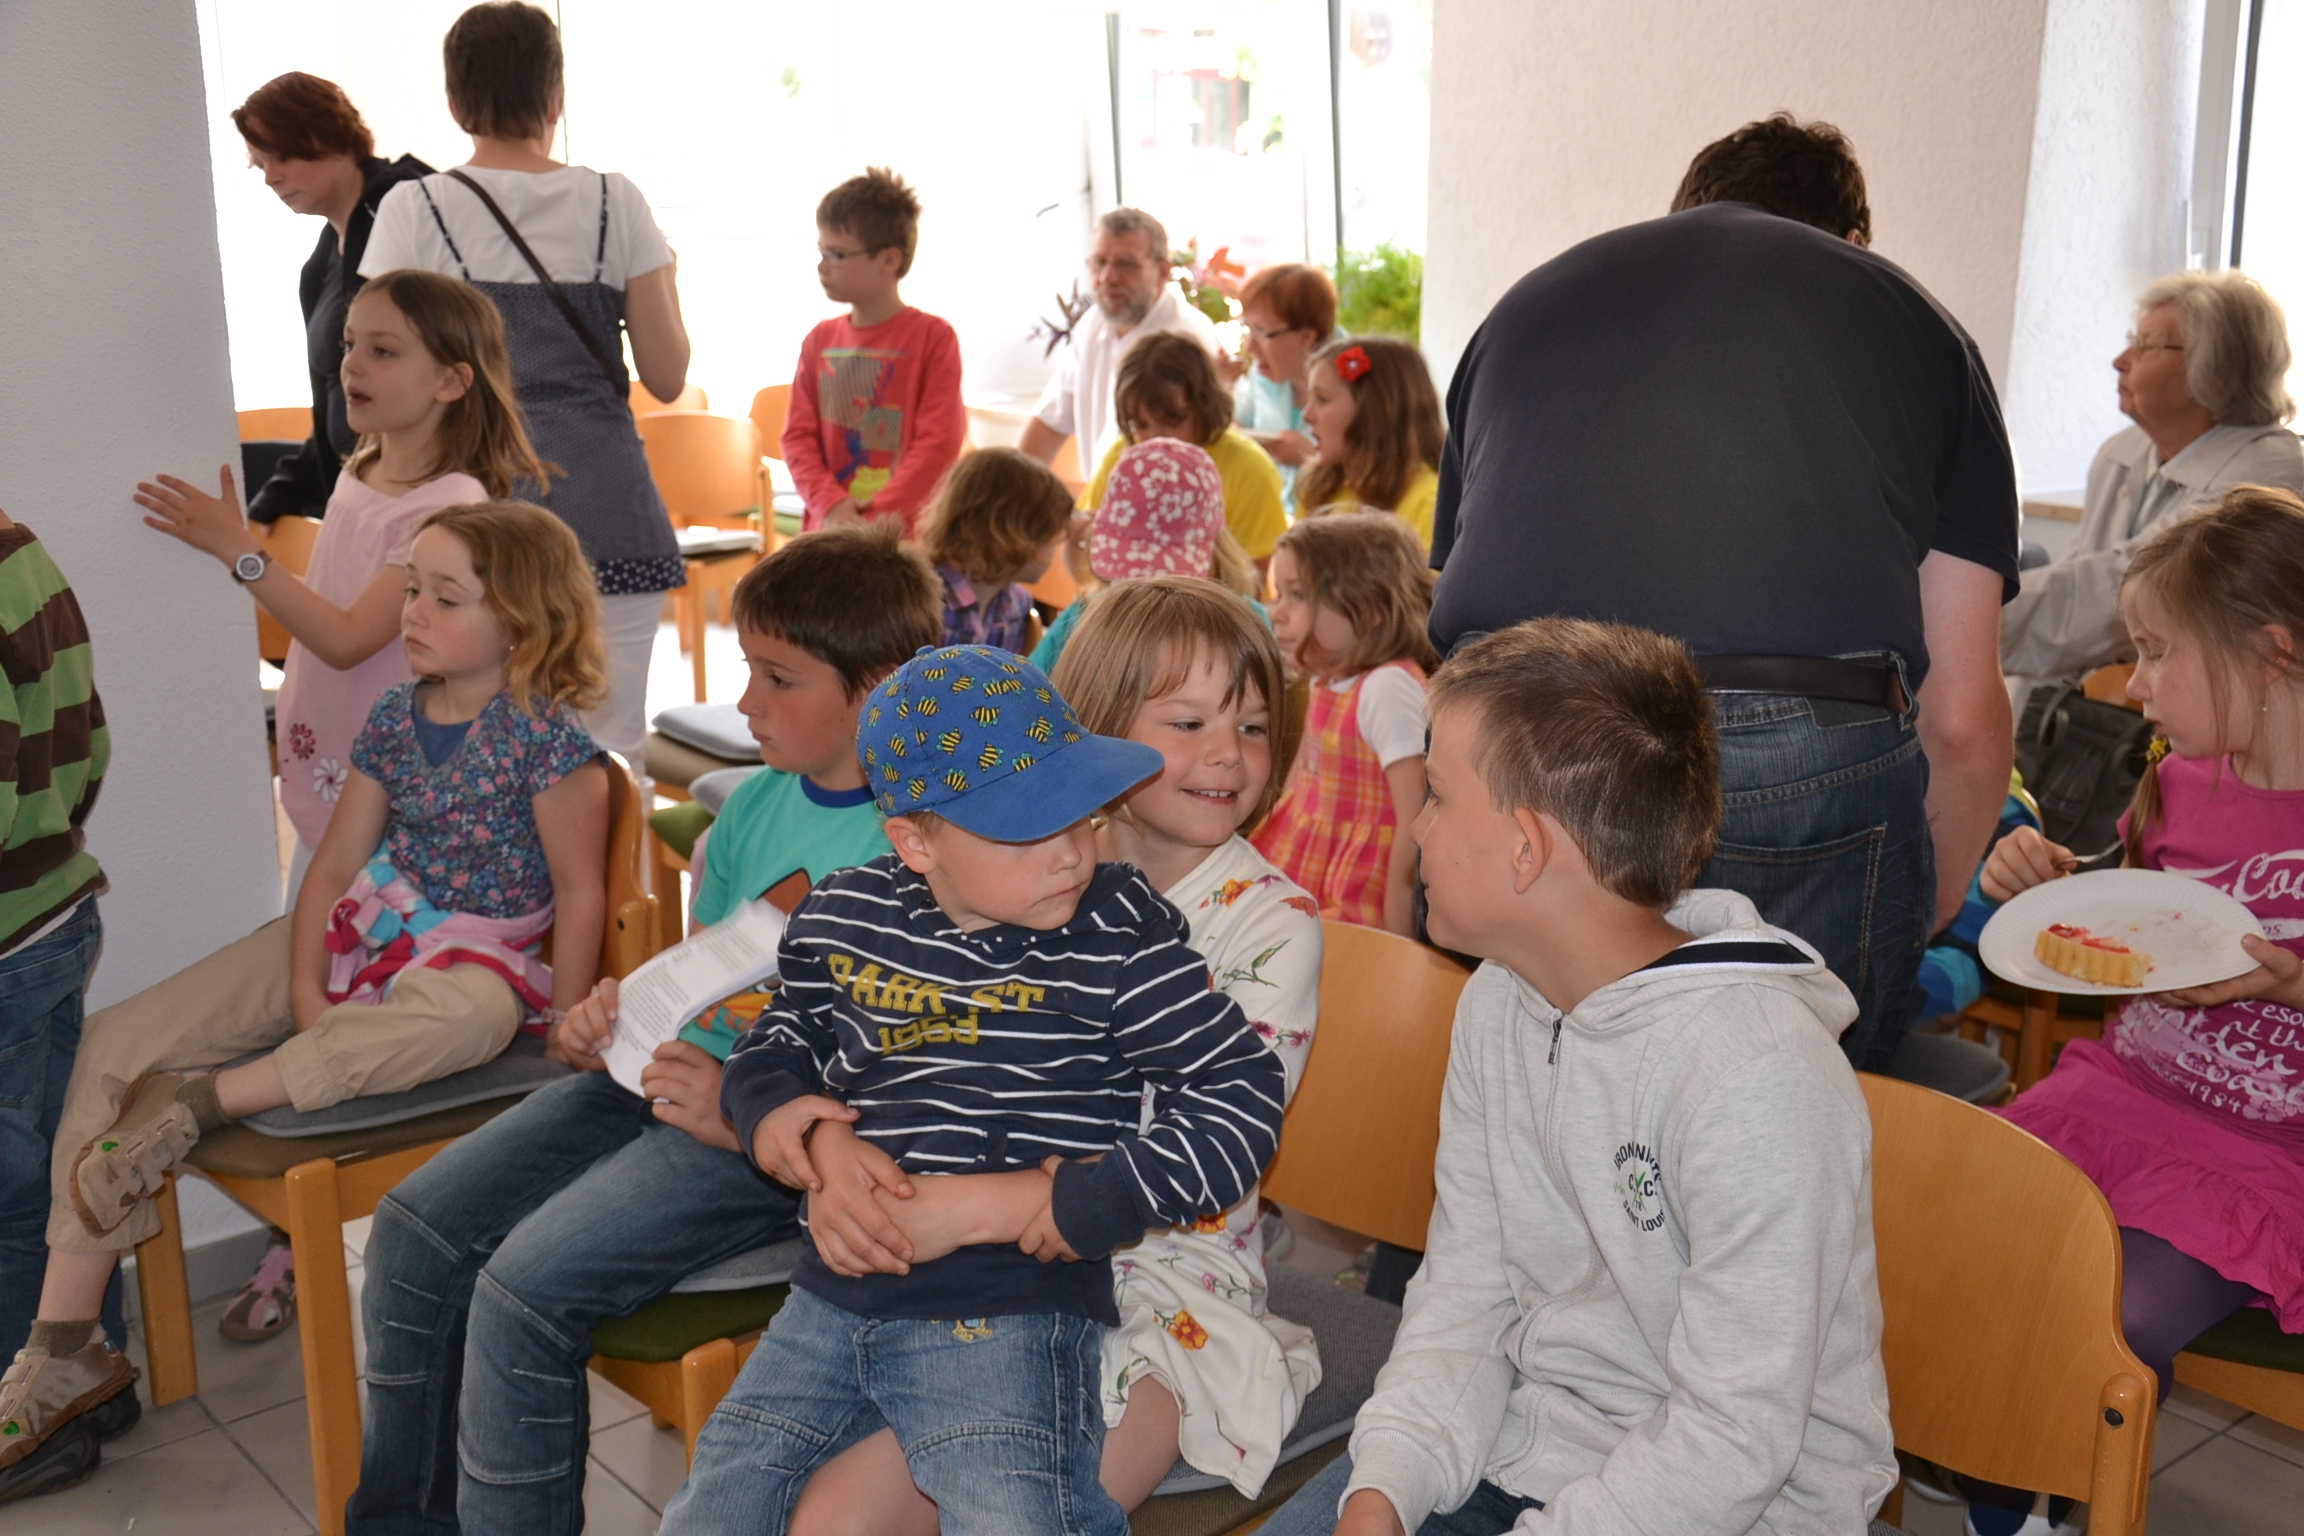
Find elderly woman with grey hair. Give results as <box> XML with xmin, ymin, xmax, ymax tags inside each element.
<box><xmin>2002</xmin><ymin>270</ymin><xmax>2303</xmax><ymax>690</ymax></box>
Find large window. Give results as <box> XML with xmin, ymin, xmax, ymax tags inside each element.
<box><xmin>195</xmin><ymin>2</ymin><xmax>1429</xmax><ymax>418</ymax></box>
<box><xmin>2235</xmin><ymin>0</ymin><xmax>2304</xmax><ymax>406</ymax></box>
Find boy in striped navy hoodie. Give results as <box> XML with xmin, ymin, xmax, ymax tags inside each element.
<box><xmin>663</xmin><ymin>645</ymin><xmax>1285</xmax><ymax>1536</ymax></box>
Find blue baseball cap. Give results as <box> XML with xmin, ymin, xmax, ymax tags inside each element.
<box><xmin>857</xmin><ymin>646</ymin><xmax>1162</xmax><ymax>842</ymax></box>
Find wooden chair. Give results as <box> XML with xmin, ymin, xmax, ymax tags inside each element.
<box><xmin>1261</xmin><ymin>921</ymin><xmax>1469</xmax><ymax>1251</ymax></box>
<box><xmin>2175</xmin><ymin>1309</ymin><xmax>2304</xmax><ymax>1433</ymax></box>
<box><xmin>632</xmin><ymin>380</ymin><xmax>707</xmax><ymax>415</ymax></box>
<box><xmin>750</xmin><ymin>383</ymin><xmax>791</xmax><ymax>462</ymax></box>
<box><xmin>1051</xmin><ymin>432</ymin><xmax>1085</xmax><ymax>498</ymax></box>
<box><xmin>134</xmin><ymin>758</ymin><xmax>661</xmax><ymax>1536</ymax></box>
<box><xmin>1861</xmin><ymin>1072</ymin><xmax>2155</xmax><ymax>1534</ymax></box>
<box><xmin>637</xmin><ymin>411</ymin><xmax>768</xmax><ymax>701</ymax></box>
<box><xmin>252</xmin><ymin>514</ymin><xmax>322</xmax><ymax>666</ymax></box>
<box><xmin>237</xmin><ymin>405</ymin><xmax>313</xmax><ymax>442</ymax></box>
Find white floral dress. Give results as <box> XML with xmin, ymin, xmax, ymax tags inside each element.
<box><xmin>1103</xmin><ymin>837</ymin><xmax>1324</xmax><ymax>1494</ymax></box>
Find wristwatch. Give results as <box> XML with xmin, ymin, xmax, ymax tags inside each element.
<box><xmin>231</xmin><ymin>549</ymin><xmax>271</xmax><ymax>584</ymax></box>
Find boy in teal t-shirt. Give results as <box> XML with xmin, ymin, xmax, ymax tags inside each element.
<box><xmin>349</xmin><ymin>525</ymin><xmax>945</xmax><ymax>1532</ymax></box>
<box><xmin>679</xmin><ymin>769</ymin><xmax>891</xmax><ymax>1059</ymax></box>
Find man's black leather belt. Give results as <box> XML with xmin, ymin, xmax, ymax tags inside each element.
<box><xmin>1697</xmin><ymin>655</ymin><xmax>1903</xmax><ymax>711</ymax></box>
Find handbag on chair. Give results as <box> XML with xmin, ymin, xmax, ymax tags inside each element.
<box><xmin>2013</xmin><ymin>684</ymin><xmax>2156</xmax><ymax>858</ymax></box>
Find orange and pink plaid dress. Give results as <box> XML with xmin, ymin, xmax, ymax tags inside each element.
<box><xmin>1252</xmin><ymin>660</ymin><xmax>1424</xmax><ymax>927</ymax></box>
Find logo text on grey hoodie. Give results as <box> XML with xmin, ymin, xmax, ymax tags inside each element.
<box><xmin>1615</xmin><ymin>1141</ymin><xmax>1665</xmax><ymax>1232</ymax></box>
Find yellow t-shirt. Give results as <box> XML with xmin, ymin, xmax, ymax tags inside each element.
<box><xmin>1323</xmin><ymin>465</ymin><xmax>1440</xmax><ymax>552</ymax></box>
<box><xmin>1085</xmin><ymin>428</ymin><xmax>1289</xmax><ymax>560</ymax></box>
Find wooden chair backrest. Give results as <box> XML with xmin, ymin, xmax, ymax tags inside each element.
<box><xmin>1260</xmin><ymin>921</ymin><xmax>1471</xmax><ymax>1251</ymax></box>
<box><xmin>632</xmin><ymin>381</ymin><xmax>707</xmax><ymax>415</ymax></box>
<box><xmin>253</xmin><ymin>516</ymin><xmax>323</xmax><ymax>663</ymax></box>
<box><xmin>2083</xmin><ymin>664</ymin><xmax>2138</xmax><ymax>708</ymax></box>
<box><xmin>750</xmin><ymin>384</ymin><xmax>791</xmax><ymax>463</ymax></box>
<box><xmin>1050</xmin><ymin>433</ymin><xmax>1084</xmax><ymax>497</ymax></box>
<box><xmin>1861</xmin><ymin>1073</ymin><xmax>2154</xmax><ymax>1530</ymax></box>
<box><xmin>637</xmin><ymin>411</ymin><xmax>761</xmax><ymax>528</ymax></box>
<box><xmin>238</xmin><ymin>405</ymin><xmax>313</xmax><ymax>442</ymax></box>
<box><xmin>600</xmin><ymin>755</ymin><xmax>660</xmax><ymax>980</ymax></box>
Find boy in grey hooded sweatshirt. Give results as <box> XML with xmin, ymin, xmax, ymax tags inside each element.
<box><xmin>1261</xmin><ymin>618</ymin><xmax>1897</xmax><ymax>1536</ymax></box>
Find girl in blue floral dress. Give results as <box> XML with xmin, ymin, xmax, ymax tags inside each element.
<box><xmin>3</xmin><ymin>504</ymin><xmax>614</xmax><ymax>1464</ymax></box>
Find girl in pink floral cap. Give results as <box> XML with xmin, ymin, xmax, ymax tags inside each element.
<box><xmin>1030</xmin><ymin>437</ymin><xmax>1265</xmax><ymax>673</ymax></box>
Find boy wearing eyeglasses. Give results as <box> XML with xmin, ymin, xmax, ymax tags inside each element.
<box><xmin>781</xmin><ymin>167</ymin><xmax>965</xmax><ymax>536</ymax></box>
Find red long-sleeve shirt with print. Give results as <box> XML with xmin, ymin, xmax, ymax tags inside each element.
<box><xmin>780</xmin><ymin>307</ymin><xmax>965</xmax><ymax>535</ymax></box>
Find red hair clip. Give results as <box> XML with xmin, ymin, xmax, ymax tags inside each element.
<box><xmin>1333</xmin><ymin>344</ymin><xmax>1372</xmax><ymax>382</ymax></box>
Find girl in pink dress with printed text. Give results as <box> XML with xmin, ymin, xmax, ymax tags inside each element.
<box><xmin>1983</xmin><ymin>489</ymin><xmax>2304</xmax><ymax>1470</ymax></box>
<box><xmin>137</xmin><ymin>268</ymin><xmax>548</xmax><ymax>886</ymax></box>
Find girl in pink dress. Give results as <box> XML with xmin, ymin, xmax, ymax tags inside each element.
<box><xmin>1253</xmin><ymin>512</ymin><xmax>1436</xmax><ymax>934</ymax></box>
<box><xmin>136</xmin><ymin>268</ymin><xmax>548</xmax><ymax>880</ymax></box>
<box><xmin>1976</xmin><ymin>488</ymin><xmax>2304</xmax><ymax>1535</ymax></box>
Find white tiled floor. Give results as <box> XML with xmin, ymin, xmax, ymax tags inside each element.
<box><xmin>17</xmin><ymin>619</ymin><xmax>2304</xmax><ymax>1532</ymax></box>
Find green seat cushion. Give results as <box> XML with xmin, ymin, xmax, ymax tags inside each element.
<box><xmin>590</xmin><ymin>1284</ymin><xmax>790</xmax><ymax>1364</ymax></box>
<box><xmin>2184</xmin><ymin>1307</ymin><xmax>2304</xmax><ymax>1373</ymax></box>
<box><xmin>650</xmin><ymin>800</ymin><xmax>715</xmax><ymax>861</ymax></box>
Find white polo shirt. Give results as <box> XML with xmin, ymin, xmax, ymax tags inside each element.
<box><xmin>1033</xmin><ymin>284</ymin><xmax>1218</xmax><ymax>468</ymax></box>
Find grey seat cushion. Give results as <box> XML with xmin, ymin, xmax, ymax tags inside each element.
<box><xmin>675</xmin><ymin>527</ymin><xmax>759</xmax><ymax>558</ymax></box>
<box><xmin>1149</xmin><ymin>1258</ymin><xmax>1402</xmax><ymax>1497</ymax></box>
<box><xmin>652</xmin><ymin>703</ymin><xmax>760</xmax><ymax>763</ymax></box>
<box><xmin>693</xmin><ymin>765</ymin><xmax>768</xmax><ymax>814</ymax></box>
<box><xmin>238</xmin><ymin>1034</ymin><xmax>573</xmax><ymax>1138</ymax></box>
<box><xmin>670</xmin><ymin>1236</ymin><xmax>806</xmax><ymax>1294</ymax></box>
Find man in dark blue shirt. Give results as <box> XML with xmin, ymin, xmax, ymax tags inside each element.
<box><xmin>1430</xmin><ymin>115</ymin><xmax>2019</xmax><ymax>1072</ymax></box>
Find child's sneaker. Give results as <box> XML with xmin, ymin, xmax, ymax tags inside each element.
<box><xmin>0</xmin><ymin>1340</ymin><xmax>136</xmax><ymax>1503</ymax></box>
<box><xmin>1256</xmin><ymin>1207</ymin><xmax>1295</xmax><ymax>1262</ymax></box>
<box><xmin>71</xmin><ymin>1071</ymin><xmax>202</xmax><ymax>1235</ymax></box>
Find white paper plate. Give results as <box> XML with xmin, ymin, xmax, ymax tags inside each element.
<box><xmin>1977</xmin><ymin>868</ymin><xmax>2266</xmax><ymax>996</ymax></box>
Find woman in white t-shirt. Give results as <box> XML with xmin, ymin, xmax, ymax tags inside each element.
<box><xmin>361</xmin><ymin>0</ymin><xmax>691</xmax><ymax>763</ymax></box>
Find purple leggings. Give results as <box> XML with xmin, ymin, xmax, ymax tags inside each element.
<box><xmin>1965</xmin><ymin>1227</ymin><xmax>2260</xmax><ymax>1531</ymax></box>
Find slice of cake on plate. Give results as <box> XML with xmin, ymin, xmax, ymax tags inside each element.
<box><xmin>2035</xmin><ymin>922</ymin><xmax>2151</xmax><ymax>987</ymax></box>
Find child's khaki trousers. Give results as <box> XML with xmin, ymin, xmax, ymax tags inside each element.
<box><xmin>47</xmin><ymin>917</ymin><xmax>520</xmax><ymax>1253</ymax></box>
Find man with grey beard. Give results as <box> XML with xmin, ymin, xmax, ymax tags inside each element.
<box><xmin>1021</xmin><ymin>206</ymin><xmax>1217</xmax><ymax>471</ymax></box>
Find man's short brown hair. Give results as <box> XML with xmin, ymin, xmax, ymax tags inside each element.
<box><xmin>444</xmin><ymin>2</ymin><xmax>563</xmax><ymax>142</ymax></box>
<box><xmin>1427</xmin><ymin>618</ymin><xmax>1720</xmax><ymax>909</ymax></box>
<box><xmin>1671</xmin><ymin>112</ymin><xmax>1872</xmax><ymax>247</ymax></box>
<box><xmin>1115</xmin><ymin>332</ymin><xmax>1233</xmax><ymax>447</ymax></box>
<box><xmin>233</xmin><ymin>72</ymin><xmax>376</xmax><ymax>163</ymax></box>
<box><xmin>818</xmin><ymin>167</ymin><xmax>923</xmax><ymax>277</ymax></box>
<box><xmin>730</xmin><ymin>523</ymin><xmax>940</xmax><ymax>699</ymax></box>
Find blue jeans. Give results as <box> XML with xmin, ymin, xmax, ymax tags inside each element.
<box><xmin>1258</xmin><ymin>1451</ymin><xmax>1544</xmax><ymax>1536</ymax></box>
<box><xmin>0</xmin><ymin>901</ymin><xmax>121</xmax><ymax>1356</ymax></box>
<box><xmin>659</xmin><ymin>1287</ymin><xmax>1126</xmax><ymax>1536</ymax></box>
<box><xmin>346</xmin><ymin>1069</ymin><xmax>801</xmax><ymax>1536</ymax></box>
<box><xmin>1699</xmin><ymin>692</ymin><xmax>1933</xmax><ymax>1072</ymax></box>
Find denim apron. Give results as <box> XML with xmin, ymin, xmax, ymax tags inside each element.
<box><xmin>415</xmin><ymin>174</ymin><xmax>682</xmax><ymax>594</ymax></box>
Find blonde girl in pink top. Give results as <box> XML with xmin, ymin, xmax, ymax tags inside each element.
<box><xmin>137</xmin><ymin>269</ymin><xmax>548</xmax><ymax>868</ymax></box>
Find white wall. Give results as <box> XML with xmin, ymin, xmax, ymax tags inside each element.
<box><xmin>0</xmin><ymin>0</ymin><xmax>282</xmax><ymax>1007</ymax></box>
<box><xmin>1424</xmin><ymin>1</ymin><xmax>2053</xmax><ymax>396</ymax></box>
<box><xmin>1423</xmin><ymin>0</ymin><xmax>2215</xmax><ymax>499</ymax></box>
<box><xmin>2003</xmin><ymin>0</ymin><xmax>2207</xmax><ymax>494</ymax></box>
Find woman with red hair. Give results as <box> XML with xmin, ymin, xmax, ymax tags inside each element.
<box><xmin>231</xmin><ymin>73</ymin><xmax>432</xmax><ymax>524</ymax></box>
